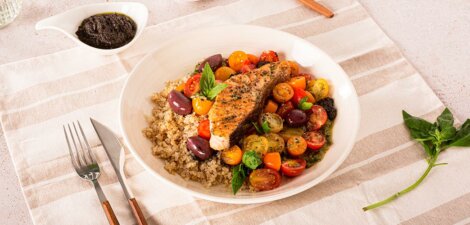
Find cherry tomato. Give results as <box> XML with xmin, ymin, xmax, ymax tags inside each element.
<box><xmin>281</xmin><ymin>159</ymin><xmax>306</xmax><ymax>177</ymax></box>
<box><xmin>287</xmin><ymin>61</ymin><xmax>300</xmax><ymax>76</ymax></box>
<box><xmin>263</xmin><ymin>152</ymin><xmax>281</xmax><ymax>171</ymax></box>
<box><xmin>279</xmin><ymin>127</ymin><xmax>305</xmax><ymax>142</ymax></box>
<box><xmin>292</xmin><ymin>88</ymin><xmax>313</xmax><ymax>106</ymax></box>
<box><xmin>297</xmin><ymin>73</ymin><xmax>314</xmax><ymax>81</ymax></box>
<box><xmin>309</xmin><ymin>78</ymin><xmax>330</xmax><ymax>100</ymax></box>
<box><xmin>228</xmin><ymin>51</ymin><xmax>248</xmax><ymax>72</ymax></box>
<box><xmin>192</xmin><ymin>98</ymin><xmax>213</xmax><ymax>115</ymax></box>
<box><xmin>247</xmin><ymin>54</ymin><xmax>259</xmax><ymax>65</ymax></box>
<box><xmin>259</xmin><ymin>50</ymin><xmax>279</xmax><ymax>64</ymax></box>
<box><xmin>184</xmin><ymin>74</ymin><xmax>201</xmax><ymax>97</ymax></box>
<box><xmin>286</xmin><ymin>136</ymin><xmax>307</xmax><ymax>156</ymax></box>
<box><xmin>288</xmin><ymin>76</ymin><xmax>306</xmax><ymax>90</ymax></box>
<box><xmin>307</xmin><ymin>105</ymin><xmax>328</xmax><ymax>130</ymax></box>
<box><xmin>175</xmin><ymin>83</ymin><xmax>185</xmax><ymax>92</ymax></box>
<box><xmin>276</xmin><ymin>101</ymin><xmax>295</xmax><ymax>119</ymax></box>
<box><xmin>221</xmin><ymin>145</ymin><xmax>243</xmax><ymax>165</ymax></box>
<box><xmin>249</xmin><ymin>168</ymin><xmax>281</xmax><ymax>191</ymax></box>
<box><xmin>264</xmin><ymin>100</ymin><xmax>279</xmax><ymax>113</ymax></box>
<box><xmin>303</xmin><ymin>131</ymin><xmax>326</xmax><ymax>150</ymax></box>
<box><xmin>264</xmin><ymin>133</ymin><xmax>285</xmax><ymax>153</ymax></box>
<box><xmin>273</xmin><ymin>83</ymin><xmax>294</xmax><ymax>103</ymax></box>
<box><xmin>243</xmin><ymin>135</ymin><xmax>269</xmax><ymax>156</ymax></box>
<box><xmin>215</xmin><ymin>66</ymin><xmax>236</xmax><ymax>81</ymax></box>
<box><xmin>197</xmin><ymin>119</ymin><xmax>211</xmax><ymax>140</ymax></box>
<box><xmin>240</xmin><ymin>60</ymin><xmax>256</xmax><ymax>73</ymax></box>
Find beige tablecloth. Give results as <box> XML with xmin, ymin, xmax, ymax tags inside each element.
<box><xmin>1</xmin><ymin>0</ymin><xmax>469</xmax><ymax>224</ymax></box>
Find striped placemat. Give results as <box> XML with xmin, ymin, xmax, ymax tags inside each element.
<box><xmin>1</xmin><ymin>0</ymin><xmax>469</xmax><ymax>224</ymax></box>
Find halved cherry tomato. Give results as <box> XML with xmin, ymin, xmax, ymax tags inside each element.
<box><xmin>247</xmin><ymin>54</ymin><xmax>259</xmax><ymax>65</ymax></box>
<box><xmin>303</xmin><ymin>131</ymin><xmax>326</xmax><ymax>150</ymax></box>
<box><xmin>240</xmin><ymin>60</ymin><xmax>256</xmax><ymax>73</ymax></box>
<box><xmin>243</xmin><ymin>135</ymin><xmax>269</xmax><ymax>156</ymax></box>
<box><xmin>279</xmin><ymin>127</ymin><xmax>305</xmax><ymax>142</ymax></box>
<box><xmin>287</xmin><ymin>61</ymin><xmax>300</xmax><ymax>76</ymax></box>
<box><xmin>307</xmin><ymin>105</ymin><xmax>328</xmax><ymax>130</ymax></box>
<box><xmin>297</xmin><ymin>73</ymin><xmax>313</xmax><ymax>81</ymax></box>
<box><xmin>184</xmin><ymin>74</ymin><xmax>201</xmax><ymax>97</ymax></box>
<box><xmin>292</xmin><ymin>88</ymin><xmax>313</xmax><ymax>106</ymax></box>
<box><xmin>288</xmin><ymin>76</ymin><xmax>306</xmax><ymax>90</ymax></box>
<box><xmin>259</xmin><ymin>50</ymin><xmax>279</xmax><ymax>64</ymax></box>
<box><xmin>221</xmin><ymin>145</ymin><xmax>243</xmax><ymax>166</ymax></box>
<box><xmin>264</xmin><ymin>100</ymin><xmax>279</xmax><ymax>113</ymax></box>
<box><xmin>249</xmin><ymin>168</ymin><xmax>281</xmax><ymax>191</ymax></box>
<box><xmin>276</xmin><ymin>101</ymin><xmax>295</xmax><ymax>119</ymax></box>
<box><xmin>273</xmin><ymin>83</ymin><xmax>294</xmax><ymax>103</ymax></box>
<box><xmin>286</xmin><ymin>136</ymin><xmax>307</xmax><ymax>156</ymax></box>
<box><xmin>197</xmin><ymin>119</ymin><xmax>211</xmax><ymax>140</ymax></box>
<box><xmin>281</xmin><ymin>159</ymin><xmax>306</xmax><ymax>177</ymax></box>
<box><xmin>310</xmin><ymin>78</ymin><xmax>329</xmax><ymax>100</ymax></box>
<box><xmin>175</xmin><ymin>83</ymin><xmax>185</xmax><ymax>92</ymax></box>
<box><xmin>215</xmin><ymin>66</ymin><xmax>236</xmax><ymax>81</ymax></box>
<box><xmin>228</xmin><ymin>51</ymin><xmax>248</xmax><ymax>72</ymax></box>
<box><xmin>263</xmin><ymin>152</ymin><xmax>281</xmax><ymax>171</ymax></box>
<box><xmin>192</xmin><ymin>98</ymin><xmax>213</xmax><ymax>115</ymax></box>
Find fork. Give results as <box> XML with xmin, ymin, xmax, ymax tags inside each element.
<box><xmin>63</xmin><ymin>121</ymin><xmax>120</xmax><ymax>225</ymax></box>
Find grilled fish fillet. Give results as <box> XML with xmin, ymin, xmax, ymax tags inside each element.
<box><xmin>209</xmin><ymin>61</ymin><xmax>291</xmax><ymax>150</ymax></box>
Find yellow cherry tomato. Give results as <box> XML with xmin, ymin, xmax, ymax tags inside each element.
<box><xmin>228</xmin><ymin>51</ymin><xmax>248</xmax><ymax>72</ymax></box>
<box><xmin>175</xmin><ymin>83</ymin><xmax>185</xmax><ymax>92</ymax></box>
<box><xmin>310</xmin><ymin>78</ymin><xmax>329</xmax><ymax>100</ymax></box>
<box><xmin>272</xmin><ymin>83</ymin><xmax>294</xmax><ymax>103</ymax></box>
<box><xmin>192</xmin><ymin>98</ymin><xmax>213</xmax><ymax>115</ymax></box>
<box><xmin>288</xmin><ymin>76</ymin><xmax>306</xmax><ymax>90</ymax></box>
<box><xmin>243</xmin><ymin>135</ymin><xmax>269</xmax><ymax>156</ymax></box>
<box><xmin>215</xmin><ymin>66</ymin><xmax>236</xmax><ymax>81</ymax></box>
<box><xmin>221</xmin><ymin>145</ymin><xmax>243</xmax><ymax>165</ymax></box>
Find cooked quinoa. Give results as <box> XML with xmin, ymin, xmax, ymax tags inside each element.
<box><xmin>143</xmin><ymin>78</ymin><xmax>231</xmax><ymax>187</ymax></box>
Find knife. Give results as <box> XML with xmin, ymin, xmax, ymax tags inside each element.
<box><xmin>90</xmin><ymin>118</ymin><xmax>148</xmax><ymax>225</ymax></box>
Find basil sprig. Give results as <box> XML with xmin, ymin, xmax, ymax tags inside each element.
<box><xmin>363</xmin><ymin>108</ymin><xmax>470</xmax><ymax>211</ymax></box>
<box><xmin>231</xmin><ymin>150</ymin><xmax>263</xmax><ymax>194</ymax></box>
<box><xmin>200</xmin><ymin>63</ymin><xmax>227</xmax><ymax>100</ymax></box>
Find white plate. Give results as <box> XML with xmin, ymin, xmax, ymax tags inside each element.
<box><xmin>120</xmin><ymin>25</ymin><xmax>360</xmax><ymax>204</ymax></box>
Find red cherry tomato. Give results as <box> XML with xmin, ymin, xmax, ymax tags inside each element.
<box><xmin>292</xmin><ymin>88</ymin><xmax>313</xmax><ymax>106</ymax></box>
<box><xmin>184</xmin><ymin>74</ymin><xmax>201</xmax><ymax>97</ymax></box>
<box><xmin>281</xmin><ymin>159</ymin><xmax>306</xmax><ymax>177</ymax></box>
<box><xmin>276</xmin><ymin>101</ymin><xmax>295</xmax><ymax>119</ymax></box>
<box><xmin>307</xmin><ymin>105</ymin><xmax>328</xmax><ymax>130</ymax></box>
<box><xmin>240</xmin><ymin>60</ymin><xmax>256</xmax><ymax>73</ymax></box>
<box><xmin>249</xmin><ymin>168</ymin><xmax>281</xmax><ymax>191</ymax></box>
<box><xmin>259</xmin><ymin>50</ymin><xmax>279</xmax><ymax>64</ymax></box>
<box><xmin>303</xmin><ymin>131</ymin><xmax>326</xmax><ymax>150</ymax></box>
<box><xmin>197</xmin><ymin>119</ymin><xmax>211</xmax><ymax>140</ymax></box>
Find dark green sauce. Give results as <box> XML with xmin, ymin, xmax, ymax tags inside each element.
<box><xmin>76</xmin><ymin>12</ymin><xmax>137</xmax><ymax>49</ymax></box>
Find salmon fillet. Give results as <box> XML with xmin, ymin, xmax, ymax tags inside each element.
<box><xmin>209</xmin><ymin>61</ymin><xmax>291</xmax><ymax>150</ymax></box>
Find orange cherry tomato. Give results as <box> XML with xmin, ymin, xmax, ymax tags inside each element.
<box><xmin>292</xmin><ymin>87</ymin><xmax>313</xmax><ymax>106</ymax></box>
<box><xmin>303</xmin><ymin>131</ymin><xmax>326</xmax><ymax>150</ymax></box>
<box><xmin>259</xmin><ymin>50</ymin><xmax>279</xmax><ymax>64</ymax></box>
<box><xmin>215</xmin><ymin>66</ymin><xmax>236</xmax><ymax>81</ymax></box>
<box><xmin>175</xmin><ymin>83</ymin><xmax>185</xmax><ymax>92</ymax></box>
<box><xmin>307</xmin><ymin>105</ymin><xmax>328</xmax><ymax>131</ymax></box>
<box><xmin>287</xmin><ymin>61</ymin><xmax>299</xmax><ymax>76</ymax></box>
<box><xmin>263</xmin><ymin>100</ymin><xmax>279</xmax><ymax>113</ymax></box>
<box><xmin>286</xmin><ymin>136</ymin><xmax>307</xmax><ymax>156</ymax></box>
<box><xmin>192</xmin><ymin>98</ymin><xmax>213</xmax><ymax>115</ymax></box>
<box><xmin>247</xmin><ymin>54</ymin><xmax>259</xmax><ymax>65</ymax></box>
<box><xmin>228</xmin><ymin>51</ymin><xmax>248</xmax><ymax>72</ymax></box>
<box><xmin>305</xmin><ymin>91</ymin><xmax>315</xmax><ymax>103</ymax></box>
<box><xmin>263</xmin><ymin>152</ymin><xmax>281</xmax><ymax>171</ymax></box>
<box><xmin>281</xmin><ymin>159</ymin><xmax>306</xmax><ymax>177</ymax></box>
<box><xmin>197</xmin><ymin>119</ymin><xmax>211</xmax><ymax>140</ymax></box>
<box><xmin>249</xmin><ymin>168</ymin><xmax>281</xmax><ymax>191</ymax></box>
<box><xmin>273</xmin><ymin>83</ymin><xmax>294</xmax><ymax>103</ymax></box>
<box><xmin>288</xmin><ymin>76</ymin><xmax>306</xmax><ymax>90</ymax></box>
<box><xmin>221</xmin><ymin>145</ymin><xmax>243</xmax><ymax>166</ymax></box>
<box><xmin>240</xmin><ymin>60</ymin><xmax>256</xmax><ymax>73</ymax></box>
<box><xmin>184</xmin><ymin>74</ymin><xmax>201</xmax><ymax>97</ymax></box>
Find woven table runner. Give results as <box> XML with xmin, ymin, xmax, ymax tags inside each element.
<box><xmin>1</xmin><ymin>0</ymin><xmax>469</xmax><ymax>224</ymax></box>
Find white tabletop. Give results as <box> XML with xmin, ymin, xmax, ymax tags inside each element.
<box><xmin>1</xmin><ymin>0</ymin><xmax>468</xmax><ymax>224</ymax></box>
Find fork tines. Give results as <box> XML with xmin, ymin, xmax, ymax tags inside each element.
<box><xmin>63</xmin><ymin>121</ymin><xmax>97</xmax><ymax>169</ymax></box>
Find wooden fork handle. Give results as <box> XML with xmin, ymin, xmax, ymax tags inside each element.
<box><xmin>128</xmin><ymin>198</ymin><xmax>148</xmax><ymax>225</ymax></box>
<box><xmin>102</xmin><ymin>200</ymin><xmax>120</xmax><ymax>225</ymax></box>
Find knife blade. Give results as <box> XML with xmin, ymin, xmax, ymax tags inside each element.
<box><xmin>90</xmin><ymin>118</ymin><xmax>148</xmax><ymax>225</ymax></box>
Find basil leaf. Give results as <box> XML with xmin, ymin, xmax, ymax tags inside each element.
<box><xmin>231</xmin><ymin>164</ymin><xmax>246</xmax><ymax>194</ymax></box>
<box><xmin>200</xmin><ymin>63</ymin><xmax>215</xmax><ymax>96</ymax></box>
<box><xmin>261</xmin><ymin>121</ymin><xmax>271</xmax><ymax>133</ymax></box>
<box><xmin>449</xmin><ymin>119</ymin><xmax>470</xmax><ymax>147</ymax></box>
<box><xmin>242</xmin><ymin>150</ymin><xmax>262</xmax><ymax>170</ymax></box>
<box><xmin>437</xmin><ymin>108</ymin><xmax>454</xmax><ymax>131</ymax></box>
<box><xmin>402</xmin><ymin>110</ymin><xmax>434</xmax><ymax>139</ymax></box>
<box><xmin>207</xmin><ymin>83</ymin><xmax>227</xmax><ymax>100</ymax></box>
<box><xmin>252</xmin><ymin>122</ymin><xmax>263</xmax><ymax>134</ymax></box>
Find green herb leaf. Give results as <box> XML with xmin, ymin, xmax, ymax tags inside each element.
<box><xmin>261</xmin><ymin>121</ymin><xmax>271</xmax><ymax>133</ymax></box>
<box><xmin>207</xmin><ymin>83</ymin><xmax>227</xmax><ymax>100</ymax></box>
<box><xmin>252</xmin><ymin>122</ymin><xmax>263</xmax><ymax>134</ymax></box>
<box><xmin>402</xmin><ymin>110</ymin><xmax>434</xmax><ymax>140</ymax></box>
<box><xmin>231</xmin><ymin>164</ymin><xmax>246</xmax><ymax>194</ymax></box>
<box><xmin>437</xmin><ymin>108</ymin><xmax>454</xmax><ymax>131</ymax></box>
<box><xmin>449</xmin><ymin>119</ymin><xmax>470</xmax><ymax>147</ymax></box>
<box><xmin>242</xmin><ymin>150</ymin><xmax>262</xmax><ymax>170</ymax></box>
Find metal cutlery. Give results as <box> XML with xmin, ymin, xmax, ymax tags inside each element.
<box><xmin>63</xmin><ymin>121</ymin><xmax>119</xmax><ymax>225</ymax></box>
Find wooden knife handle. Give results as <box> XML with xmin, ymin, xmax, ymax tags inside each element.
<box><xmin>298</xmin><ymin>0</ymin><xmax>334</xmax><ymax>18</ymax></box>
<box><xmin>102</xmin><ymin>200</ymin><xmax>120</xmax><ymax>225</ymax></box>
<box><xmin>129</xmin><ymin>198</ymin><xmax>148</xmax><ymax>225</ymax></box>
